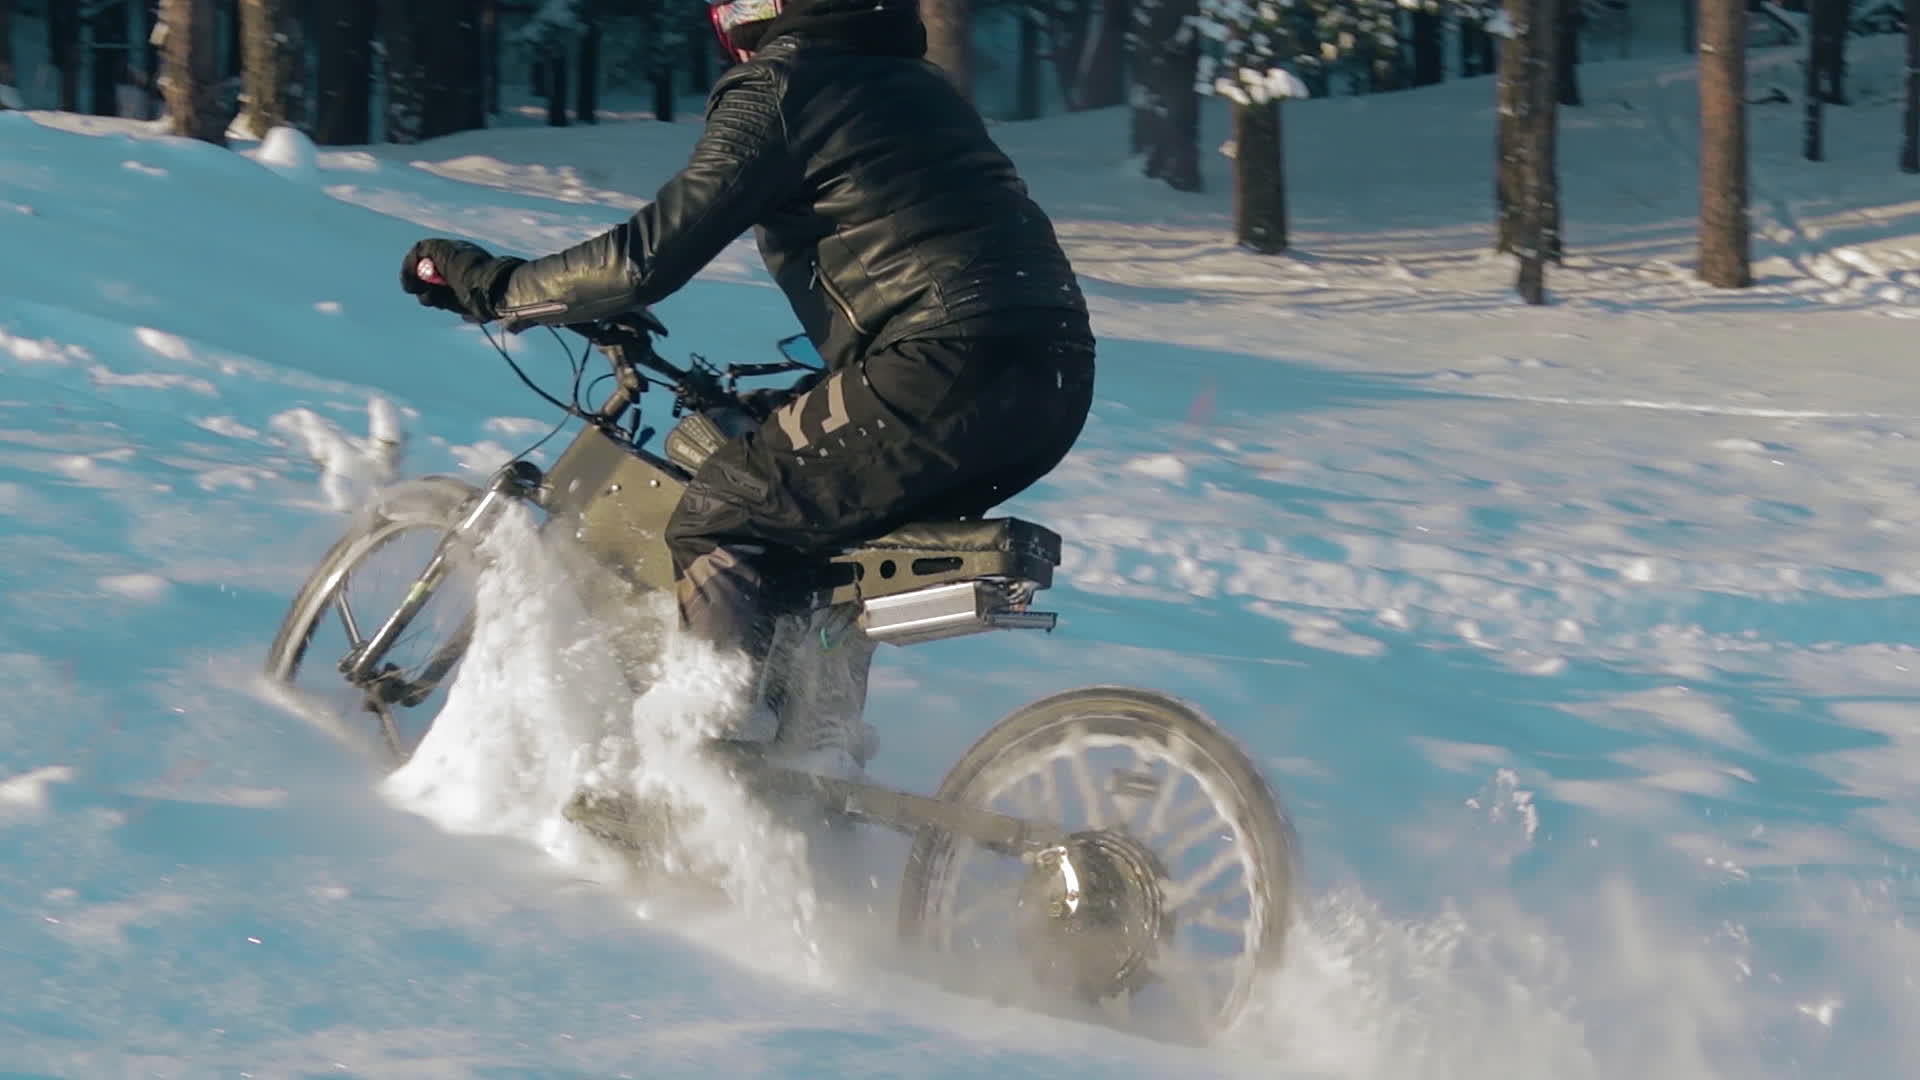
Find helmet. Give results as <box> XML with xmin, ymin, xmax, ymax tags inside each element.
<box><xmin>709</xmin><ymin>0</ymin><xmax>783</xmax><ymax>62</ymax></box>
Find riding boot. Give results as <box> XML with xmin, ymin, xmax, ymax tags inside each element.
<box><xmin>673</xmin><ymin>541</ymin><xmax>783</xmax><ymax>744</ymax></box>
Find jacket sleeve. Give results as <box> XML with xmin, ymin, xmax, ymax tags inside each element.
<box><xmin>494</xmin><ymin>67</ymin><xmax>794</xmax><ymax>325</ymax></box>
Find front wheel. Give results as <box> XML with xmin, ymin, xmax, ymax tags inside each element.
<box><xmin>897</xmin><ymin>686</ymin><xmax>1299</xmax><ymax>1045</ymax></box>
<box><xmin>265</xmin><ymin>476</ymin><xmax>486</xmax><ymax>763</ymax></box>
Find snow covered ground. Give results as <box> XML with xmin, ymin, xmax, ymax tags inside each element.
<box><xmin>6</xmin><ymin>32</ymin><xmax>1920</xmax><ymax>1079</ymax></box>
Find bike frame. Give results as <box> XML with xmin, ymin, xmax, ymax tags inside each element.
<box><xmin>348</xmin><ymin>317</ymin><xmax>1074</xmax><ymax>857</ymax></box>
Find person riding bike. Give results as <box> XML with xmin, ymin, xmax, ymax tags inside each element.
<box><xmin>398</xmin><ymin>0</ymin><xmax>1095</xmax><ymax>736</ymax></box>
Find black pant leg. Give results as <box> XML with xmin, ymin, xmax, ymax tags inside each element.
<box><xmin>664</xmin><ymin>334</ymin><xmax>1095</xmax><ymax>646</ymax></box>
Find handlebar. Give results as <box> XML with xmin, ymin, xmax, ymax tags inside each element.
<box><xmin>415</xmin><ymin>255</ymin><xmax>818</xmax><ymax>430</ymax></box>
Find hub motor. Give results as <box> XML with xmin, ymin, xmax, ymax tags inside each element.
<box><xmin>1015</xmin><ymin>831</ymin><xmax>1170</xmax><ymax>999</ymax></box>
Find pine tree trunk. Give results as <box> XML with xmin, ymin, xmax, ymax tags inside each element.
<box><xmin>924</xmin><ymin>0</ymin><xmax>973</xmax><ymax>100</ymax></box>
<box><xmin>1133</xmin><ymin>0</ymin><xmax>1199</xmax><ymax>191</ymax></box>
<box><xmin>1495</xmin><ymin>0</ymin><xmax>1530</xmax><ymax>252</ymax></box>
<box><xmin>1015</xmin><ymin>7</ymin><xmax>1041</xmax><ymax>120</ymax></box>
<box><xmin>482</xmin><ymin>0</ymin><xmax>500</xmax><ymax>116</ymax></box>
<box><xmin>90</xmin><ymin>1</ymin><xmax>127</xmax><ymax>115</ymax></box>
<box><xmin>1815</xmin><ymin>0</ymin><xmax>1848</xmax><ymax>104</ymax></box>
<box><xmin>146</xmin><ymin>0</ymin><xmax>164</xmax><ymax>118</ymax></box>
<box><xmin>1518</xmin><ymin>0</ymin><xmax>1561</xmax><ymax>304</ymax></box>
<box><xmin>1368</xmin><ymin>48</ymin><xmax>1403</xmax><ymax>94</ymax></box>
<box><xmin>1461</xmin><ymin>17</ymin><xmax>1496</xmax><ymax>77</ymax></box>
<box><xmin>1698</xmin><ymin>0</ymin><xmax>1750</xmax><ymax>288</ymax></box>
<box><xmin>312</xmin><ymin>0</ymin><xmax>371</xmax><ymax>144</ymax></box>
<box><xmin>241</xmin><ymin>0</ymin><xmax>293</xmax><ymax>134</ymax></box>
<box><xmin>50</xmin><ymin>0</ymin><xmax>80</xmax><ymax>110</ymax></box>
<box><xmin>162</xmin><ymin>0</ymin><xmax>227</xmax><ymax>143</ymax></box>
<box><xmin>546</xmin><ymin>45</ymin><xmax>570</xmax><ymax>127</ymax></box>
<box><xmin>1160</xmin><ymin>0</ymin><xmax>1201</xmax><ymax>192</ymax></box>
<box><xmin>653</xmin><ymin>72</ymin><xmax>675</xmax><ymax>122</ymax></box>
<box><xmin>0</xmin><ymin>0</ymin><xmax>13</xmax><ymax>93</ymax></box>
<box><xmin>1412</xmin><ymin>10</ymin><xmax>1444</xmax><ymax>86</ymax></box>
<box><xmin>285</xmin><ymin>0</ymin><xmax>307</xmax><ymax>126</ymax></box>
<box><xmin>382</xmin><ymin>0</ymin><xmax>423</xmax><ymax>141</ymax></box>
<box><xmin>1903</xmin><ymin>0</ymin><xmax>1920</xmax><ymax>172</ymax></box>
<box><xmin>224</xmin><ymin>0</ymin><xmax>241</xmax><ymax>77</ymax></box>
<box><xmin>689</xmin><ymin>0</ymin><xmax>712</xmax><ymax>91</ymax></box>
<box><xmin>451</xmin><ymin>3</ymin><xmax>485</xmax><ymax>132</ymax></box>
<box><xmin>1555</xmin><ymin>2</ymin><xmax>1581</xmax><ymax>106</ymax></box>
<box><xmin>1084</xmin><ymin>0</ymin><xmax>1130</xmax><ymax>109</ymax></box>
<box><xmin>1234</xmin><ymin>101</ymin><xmax>1285</xmax><ymax>253</ymax></box>
<box><xmin>385</xmin><ymin>0</ymin><xmax>484</xmax><ymax>143</ymax></box>
<box><xmin>1805</xmin><ymin>16</ymin><xmax>1824</xmax><ymax>161</ymax></box>
<box><xmin>578</xmin><ymin>1</ymin><xmax>600</xmax><ymax>125</ymax></box>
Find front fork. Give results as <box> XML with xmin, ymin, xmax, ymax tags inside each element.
<box><xmin>339</xmin><ymin>461</ymin><xmax>544</xmax><ymax>691</ymax></box>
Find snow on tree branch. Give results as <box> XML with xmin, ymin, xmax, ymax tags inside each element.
<box><xmin>1191</xmin><ymin>0</ymin><xmax>1475</xmax><ymax>100</ymax></box>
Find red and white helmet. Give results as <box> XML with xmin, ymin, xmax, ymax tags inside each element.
<box><xmin>709</xmin><ymin>0</ymin><xmax>783</xmax><ymax>62</ymax></box>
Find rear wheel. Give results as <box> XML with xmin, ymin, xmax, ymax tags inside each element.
<box><xmin>897</xmin><ymin>686</ymin><xmax>1299</xmax><ymax>1044</ymax></box>
<box><xmin>265</xmin><ymin>476</ymin><xmax>485</xmax><ymax>764</ymax></box>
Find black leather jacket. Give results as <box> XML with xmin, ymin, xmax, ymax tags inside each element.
<box><xmin>496</xmin><ymin>4</ymin><xmax>1090</xmax><ymax>372</ymax></box>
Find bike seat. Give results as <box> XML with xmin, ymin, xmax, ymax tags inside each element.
<box><xmin>817</xmin><ymin>517</ymin><xmax>1062</xmax><ymax>605</ymax></box>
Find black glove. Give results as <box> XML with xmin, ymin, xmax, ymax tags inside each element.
<box><xmin>399</xmin><ymin>238</ymin><xmax>525</xmax><ymax>322</ymax></box>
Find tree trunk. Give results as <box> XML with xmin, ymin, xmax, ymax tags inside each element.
<box><xmin>1412</xmin><ymin>10</ymin><xmax>1444</xmax><ymax>86</ymax></box>
<box><xmin>1903</xmin><ymin>0</ymin><xmax>1919</xmax><ymax>172</ymax></box>
<box><xmin>1136</xmin><ymin>0</ymin><xmax>1200</xmax><ymax>191</ymax></box>
<box><xmin>385</xmin><ymin>0</ymin><xmax>484</xmax><ymax>143</ymax></box>
<box><xmin>1461</xmin><ymin>16</ymin><xmax>1497</xmax><ymax>77</ymax></box>
<box><xmin>644</xmin><ymin>0</ymin><xmax>681</xmax><ymax>122</ymax></box>
<box><xmin>1495</xmin><ymin>0</ymin><xmax>1530</xmax><ymax>252</ymax></box>
<box><xmin>286</xmin><ymin>0</ymin><xmax>307</xmax><ymax>125</ymax></box>
<box><xmin>1555</xmin><ymin>2</ymin><xmax>1581</xmax><ymax>106</ymax></box>
<box><xmin>652</xmin><ymin>71</ymin><xmax>675</xmax><ymax>122</ymax></box>
<box><xmin>1368</xmin><ymin>46</ymin><xmax>1404</xmax><ymax>94</ymax></box>
<box><xmin>0</xmin><ymin>0</ymin><xmax>13</xmax><ymax>91</ymax></box>
<box><xmin>1015</xmin><ymin>6</ymin><xmax>1041</xmax><ymax>120</ymax></box>
<box><xmin>382</xmin><ymin>0</ymin><xmax>423</xmax><ymax>140</ymax></box>
<box><xmin>924</xmin><ymin>0</ymin><xmax>973</xmax><ymax>100</ymax></box>
<box><xmin>1085</xmin><ymin>0</ymin><xmax>1131</xmax><ymax>109</ymax></box>
<box><xmin>225</xmin><ymin>0</ymin><xmax>241</xmax><ymax>78</ymax></box>
<box><xmin>1813</xmin><ymin>0</ymin><xmax>1848</xmax><ymax>104</ymax></box>
<box><xmin>482</xmin><ymin>0</ymin><xmax>500</xmax><ymax>116</ymax></box>
<box><xmin>1518</xmin><ymin>0</ymin><xmax>1562</xmax><ymax>303</ymax></box>
<box><xmin>1052</xmin><ymin>0</ymin><xmax>1128</xmax><ymax>110</ymax></box>
<box><xmin>577</xmin><ymin>0</ymin><xmax>600</xmax><ymax>125</ymax></box>
<box><xmin>162</xmin><ymin>0</ymin><xmax>227</xmax><ymax>143</ymax></box>
<box><xmin>546</xmin><ymin>45</ymin><xmax>570</xmax><ymax>126</ymax></box>
<box><xmin>142</xmin><ymin>0</ymin><xmax>163</xmax><ymax>119</ymax></box>
<box><xmin>1804</xmin><ymin>12</ymin><xmax>1824</xmax><ymax>161</ymax></box>
<box><xmin>50</xmin><ymin>0</ymin><xmax>81</xmax><ymax>110</ymax></box>
<box><xmin>689</xmin><ymin>0</ymin><xmax>711</xmax><ymax>91</ymax></box>
<box><xmin>241</xmin><ymin>0</ymin><xmax>293</xmax><ymax>134</ymax></box>
<box><xmin>90</xmin><ymin>1</ymin><xmax>128</xmax><ymax>116</ymax></box>
<box><xmin>311</xmin><ymin>0</ymin><xmax>372</xmax><ymax>144</ymax></box>
<box><xmin>1234</xmin><ymin>101</ymin><xmax>1285</xmax><ymax>253</ymax></box>
<box><xmin>1698</xmin><ymin>0</ymin><xmax>1750</xmax><ymax>288</ymax></box>
<box><xmin>1160</xmin><ymin>0</ymin><xmax>1202</xmax><ymax>192</ymax></box>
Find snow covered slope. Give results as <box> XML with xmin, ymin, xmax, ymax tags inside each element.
<box><xmin>4</xmin><ymin>36</ymin><xmax>1920</xmax><ymax>1079</ymax></box>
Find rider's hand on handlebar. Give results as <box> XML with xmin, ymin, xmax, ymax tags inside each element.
<box><xmin>399</xmin><ymin>238</ymin><xmax>525</xmax><ymax>323</ymax></box>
